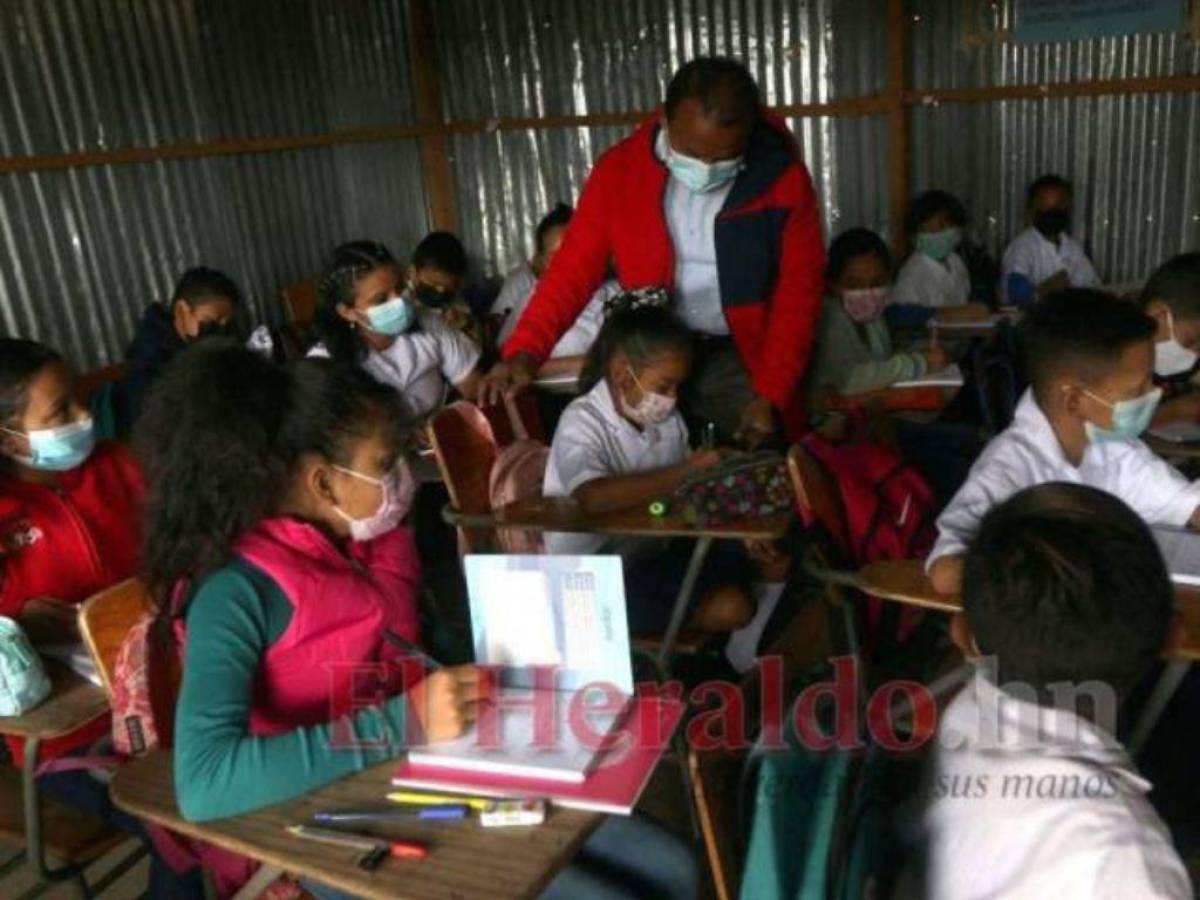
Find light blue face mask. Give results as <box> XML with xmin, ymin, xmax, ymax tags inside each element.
<box><xmin>364</xmin><ymin>295</ymin><xmax>415</xmax><ymax>336</ymax></box>
<box><xmin>914</xmin><ymin>227</ymin><xmax>961</xmax><ymax>262</ymax></box>
<box><xmin>2</xmin><ymin>416</ymin><xmax>96</xmax><ymax>471</ymax></box>
<box><xmin>665</xmin><ymin>145</ymin><xmax>743</xmax><ymax>193</ymax></box>
<box><xmin>1082</xmin><ymin>386</ymin><xmax>1162</xmax><ymax>443</ymax></box>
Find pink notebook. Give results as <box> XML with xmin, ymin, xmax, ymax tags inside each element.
<box><xmin>392</xmin><ymin>694</ymin><xmax>686</xmax><ymax>815</ymax></box>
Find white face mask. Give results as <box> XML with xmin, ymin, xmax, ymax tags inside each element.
<box><xmin>1155</xmin><ymin>307</ymin><xmax>1198</xmax><ymax>377</ymax></box>
<box><xmin>622</xmin><ymin>365</ymin><xmax>676</xmax><ymax>426</ymax></box>
<box><xmin>330</xmin><ymin>459</ymin><xmax>416</xmax><ymax>542</ymax></box>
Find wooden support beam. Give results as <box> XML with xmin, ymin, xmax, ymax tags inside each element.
<box><xmin>886</xmin><ymin>0</ymin><xmax>911</xmax><ymax>255</ymax></box>
<box><xmin>406</xmin><ymin>0</ymin><xmax>457</xmax><ymax>232</ymax></box>
<box><xmin>905</xmin><ymin>73</ymin><xmax>1200</xmax><ymax>105</ymax></box>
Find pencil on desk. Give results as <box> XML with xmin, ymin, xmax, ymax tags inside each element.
<box><xmin>387</xmin><ymin>790</ymin><xmax>494</xmax><ymax>811</ymax></box>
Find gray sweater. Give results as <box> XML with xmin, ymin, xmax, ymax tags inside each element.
<box><xmin>806</xmin><ymin>295</ymin><xmax>928</xmax><ymax>402</ymax></box>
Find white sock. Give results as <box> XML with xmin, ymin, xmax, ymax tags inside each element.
<box><xmin>725</xmin><ymin>582</ymin><xmax>785</xmax><ymax>674</ymax></box>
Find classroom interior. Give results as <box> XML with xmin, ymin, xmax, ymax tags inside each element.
<box><xmin>4</xmin><ymin>1</ymin><xmax>1200</xmax><ymax>898</ymax></box>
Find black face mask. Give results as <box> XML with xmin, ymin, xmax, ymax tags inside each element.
<box><xmin>1033</xmin><ymin>207</ymin><xmax>1071</xmax><ymax>238</ymax></box>
<box><xmin>413</xmin><ymin>283</ymin><xmax>454</xmax><ymax>309</ymax></box>
<box><xmin>193</xmin><ymin>320</ymin><xmax>233</xmax><ymax>343</ymax></box>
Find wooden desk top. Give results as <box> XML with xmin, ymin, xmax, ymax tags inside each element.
<box><xmin>1145</xmin><ymin>433</ymin><xmax>1200</xmax><ymax>462</ymax></box>
<box><xmin>494</xmin><ymin>497</ymin><xmax>791</xmax><ymax>541</ymax></box>
<box><xmin>0</xmin><ymin>660</ymin><xmax>107</xmax><ymax>740</ymax></box>
<box><xmin>111</xmin><ymin>752</ymin><xmax>603</xmax><ymax>900</ymax></box>
<box><xmin>857</xmin><ymin>558</ymin><xmax>1200</xmax><ymax>661</ymax></box>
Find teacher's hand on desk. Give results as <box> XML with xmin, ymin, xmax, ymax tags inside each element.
<box><xmin>478</xmin><ymin>353</ymin><xmax>539</xmax><ymax>406</ymax></box>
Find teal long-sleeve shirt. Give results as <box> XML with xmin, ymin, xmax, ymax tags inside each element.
<box><xmin>174</xmin><ymin>562</ymin><xmax>410</xmax><ymax>822</ymax></box>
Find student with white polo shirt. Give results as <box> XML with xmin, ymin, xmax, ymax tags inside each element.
<box><xmin>309</xmin><ymin>240</ymin><xmax>481</xmax><ymax>422</ymax></box>
<box><xmin>927</xmin><ymin>289</ymin><xmax>1200</xmax><ymax>596</ymax></box>
<box><xmin>892</xmin><ymin>190</ymin><xmax>973</xmax><ymax>311</ymax></box>
<box><xmin>1001</xmin><ymin>174</ymin><xmax>1099</xmax><ymax>304</ymax></box>
<box><xmin>542</xmin><ymin>291</ymin><xmax>753</xmax><ymax>635</ymax></box>
<box><xmin>909</xmin><ymin>482</ymin><xmax>1191</xmax><ymax>900</ymax></box>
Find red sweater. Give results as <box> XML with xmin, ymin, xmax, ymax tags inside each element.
<box><xmin>502</xmin><ymin>112</ymin><xmax>826</xmax><ymax>433</ymax></box>
<box><xmin>0</xmin><ymin>442</ymin><xmax>144</xmax><ymax>618</ymax></box>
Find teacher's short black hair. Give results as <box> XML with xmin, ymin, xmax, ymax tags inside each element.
<box><xmin>665</xmin><ymin>56</ymin><xmax>760</xmax><ymax>127</ymax></box>
<box><xmin>963</xmin><ymin>482</ymin><xmax>1171</xmax><ymax>700</ymax></box>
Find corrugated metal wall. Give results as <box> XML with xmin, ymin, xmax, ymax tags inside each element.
<box><xmin>910</xmin><ymin>0</ymin><xmax>1200</xmax><ymax>282</ymax></box>
<box><xmin>432</xmin><ymin>0</ymin><xmax>890</xmax><ymax>278</ymax></box>
<box><xmin>3</xmin><ymin>0</ymin><xmax>1199</xmax><ymax>367</ymax></box>
<box><xmin>0</xmin><ymin>0</ymin><xmax>428</xmax><ymax>368</ymax></box>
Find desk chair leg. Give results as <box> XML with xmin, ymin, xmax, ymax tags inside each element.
<box><xmin>0</xmin><ymin>848</ymin><xmax>24</xmax><ymax>880</ymax></box>
<box><xmin>656</xmin><ymin>537</ymin><xmax>713</xmax><ymax>670</ymax></box>
<box><xmin>1129</xmin><ymin>660</ymin><xmax>1192</xmax><ymax>758</ymax></box>
<box><xmin>230</xmin><ymin>863</ymin><xmax>284</xmax><ymax>900</ymax></box>
<box><xmin>20</xmin><ymin>736</ymin><xmax>95</xmax><ymax>897</ymax></box>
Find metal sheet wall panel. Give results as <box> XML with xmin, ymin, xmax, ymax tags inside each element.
<box><xmin>0</xmin><ymin>0</ymin><xmax>427</xmax><ymax>369</ymax></box>
<box><xmin>436</xmin><ymin>0</ymin><xmax>890</xmax><ymax>274</ymax></box>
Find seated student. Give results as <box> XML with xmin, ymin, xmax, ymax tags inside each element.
<box><xmin>407</xmin><ymin>231</ymin><xmax>481</xmax><ymax>344</ymax></box>
<box><xmin>892</xmin><ymin>190</ymin><xmax>975</xmax><ymax>311</ymax></box>
<box><xmin>928</xmin><ymin>289</ymin><xmax>1200</xmax><ymax>594</ymax></box>
<box><xmin>542</xmin><ymin>292</ymin><xmax>754</xmax><ymax>635</ymax></box>
<box><xmin>311</xmin><ymin>240</ymin><xmax>481</xmax><ymax>422</ymax></box>
<box><xmin>495</xmin><ymin>203</ymin><xmax>620</xmax><ymax>377</ymax></box>
<box><xmin>112</xmin><ymin>266</ymin><xmax>241</xmax><ymax>436</ymax></box>
<box><xmin>1001</xmin><ymin>174</ymin><xmax>1099</xmax><ymax>304</ymax></box>
<box><xmin>913</xmin><ymin>482</ymin><xmax>1191</xmax><ymax>899</ymax></box>
<box><xmin>0</xmin><ymin>338</ymin><xmax>142</xmax><ymax>619</ymax></box>
<box><xmin>1141</xmin><ymin>253</ymin><xmax>1200</xmax><ymax>423</ymax></box>
<box><xmin>807</xmin><ymin>228</ymin><xmax>950</xmax><ymax>401</ymax></box>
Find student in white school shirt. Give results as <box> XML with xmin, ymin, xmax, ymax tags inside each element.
<box><xmin>309</xmin><ymin>240</ymin><xmax>481</xmax><ymax>422</ymax></box>
<box><xmin>542</xmin><ymin>293</ymin><xmax>755</xmax><ymax>636</ymax></box>
<box><xmin>892</xmin><ymin>190</ymin><xmax>974</xmax><ymax>311</ymax></box>
<box><xmin>494</xmin><ymin>204</ymin><xmax>621</xmax><ymax>380</ymax></box>
<box><xmin>1001</xmin><ymin>173</ymin><xmax>1099</xmax><ymax>304</ymax></box>
<box><xmin>908</xmin><ymin>482</ymin><xmax>1191</xmax><ymax>900</ymax></box>
<box><xmin>927</xmin><ymin>288</ymin><xmax>1200</xmax><ymax>595</ymax></box>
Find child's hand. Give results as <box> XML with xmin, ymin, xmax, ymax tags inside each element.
<box><xmin>922</xmin><ymin>345</ymin><xmax>950</xmax><ymax>372</ymax></box>
<box><xmin>687</xmin><ymin>448</ymin><xmax>723</xmax><ymax>473</ymax></box>
<box><xmin>410</xmin><ymin>665</ymin><xmax>484</xmax><ymax>743</ymax></box>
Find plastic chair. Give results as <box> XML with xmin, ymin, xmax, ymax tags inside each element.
<box><xmin>279</xmin><ymin>278</ymin><xmax>319</xmax><ymax>329</ymax></box>
<box><xmin>429</xmin><ymin>402</ymin><xmax>500</xmax><ymax>554</ymax></box>
<box><xmin>478</xmin><ymin>386</ymin><xmax>545</xmax><ymax>447</ymax></box>
<box><xmin>78</xmin><ymin>578</ymin><xmax>153</xmax><ymax>697</ymax></box>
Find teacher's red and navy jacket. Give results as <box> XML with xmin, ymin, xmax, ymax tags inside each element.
<box><xmin>501</xmin><ymin>111</ymin><xmax>826</xmax><ymax>436</ymax></box>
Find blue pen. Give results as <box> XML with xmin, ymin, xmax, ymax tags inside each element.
<box><xmin>313</xmin><ymin>806</ymin><xmax>468</xmax><ymax>824</ymax></box>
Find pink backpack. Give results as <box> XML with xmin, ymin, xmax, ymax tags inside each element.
<box><xmin>110</xmin><ymin>611</ymin><xmax>181</xmax><ymax>757</ymax></box>
<box><xmin>488</xmin><ymin>439</ymin><xmax>549</xmax><ymax>552</ymax></box>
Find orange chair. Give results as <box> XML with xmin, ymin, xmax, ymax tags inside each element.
<box><xmin>786</xmin><ymin>443</ymin><xmax>851</xmax><ymax>559</ymax></box>
<box><xmin>74</xmin><ymin>362</ymin><xmax>129</xmax><ymax>406</ymax></box>
<box><xmin>478</xmin><ymin>386</ymin><xmax>545</xmax><ymax>447</ymax></box>
<box><xmin>428</xmin><ymin>402</ymin><xmax>500</xmax><ymax>554</ymax></box>
<box><xmin>824</xmin><ymin>384</ymin><xmax>948</xmax><ymax>414</ymax></box>
<box><xmin>280</xmin><ymin>278</ymin><xmax>320</xmax><ymax>329</ymax></box>
<box><xmin>78</xmin><ymin>578</ymin><xmax>153</xmax><ymax>697</ymax></box>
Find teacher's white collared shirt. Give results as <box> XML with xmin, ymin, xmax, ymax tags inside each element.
<box><xmin>542</xmin><ymin>379</ymin><xmax>689</xmax><ymax>557</ymax></box>
<box><xmin>916</xmin><ymin>672</ymin><xmax>1191</xmax><ymax>900</ymax></box>
<box><xmin>655</xmin><ymin>130</ymin><xmax>734</xmax><ymax>336</ymax></box>
<box><xmin>1001</xmin><ymin>226</ymin><xmax>1100</xmax><ymax>291</ymax></box>
<box><xmin>891</xmin><ymin>251</ymin><xmax>971</xmax><ymax>309</ymax></box>
<box><xmin>929</xmin><ymin>388</ymin><xmax>1200</xmax><ymax>566</ymax></box>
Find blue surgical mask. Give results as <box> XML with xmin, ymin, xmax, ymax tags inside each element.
<box><xmin>364</xmin><ymin>295</ymin><xmax>415</xmax><ymax>336</ymax></box>
<box><xmin>665</xmin><ymin>145</ymin><xmax>743</xmax><ymax>193</ymax></box>
<box><xmin>1082</xmin><ymin>387</ymin><xmax>1162</xmax><ymax>443</ymax></box>
<box><xmin>914</xmin><ymin>227</ymin><xmax>961</xmax><ymax>262</ymax></box>
<box><xmin>2</xmin><ymin>416</ymin><xmax>96</xmax><ymax>471</ymax></box>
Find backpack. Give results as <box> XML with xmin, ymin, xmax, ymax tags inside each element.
<box><xmin>671</xmin><ymin>450</ymin><xmax>794</xmax><ymax>527</ymax></box>
<box><xmin>110</xmin><ymin>612</ymin><xmax>181</xmax><ymax>757</ymax></box>
<box><xmin>0</xmin><ymin>616</ymin><xmax>50</xmax><ymax>716</ymax></box>
<box><xmin>488</xmin><ymin>439</ymin><xmax>550</xmax><ymax>552</ymax></box>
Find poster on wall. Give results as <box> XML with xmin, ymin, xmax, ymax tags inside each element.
<box><xmin>1013</xmin><ymin>0</ymin><xmax>1186</xmax><ymax>43</ymax></box>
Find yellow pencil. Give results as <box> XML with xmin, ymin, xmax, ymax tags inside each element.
<box><xmin>387</xmin><ymin>790</ymin><xmax>495</xmax><ymax>811</ymax></box>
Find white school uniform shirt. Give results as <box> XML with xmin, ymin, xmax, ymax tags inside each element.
<box><xmin>916</xmin><ymin>671</ymin><xmax>1191</xmax><ymax>899</ymax></box>
<box><xmin>655</xmin><ymin>129</ymin><xmax>735</xmax><ymax>336</ymax></box>
<box><xmin>1001</xmin><ymin>226</ymin><xmax>1100</xmax><ymax>291</ymax></box>
<box><xmin>494</xmin><ymin>265</ymin><xmax>619</xmax><ymax>358</ymax></box>
<box><xmin>542</xmin><ymin>379</ymin><xmax>689</xmax><ymax>557</ymax></box>
<box><xmin>928</xmin><ymin>389</ymin><xmax>1200</xmax><ymax>566</ymax></box>
<box><xmin>891</xmin><ymin>251</ymin><xmax>971</xmax><ymax>309</ymax></box>
<box><xmin>307</xmin><ymin>307</ymin><xmax>480</xmax><ymax>421</ymax></box>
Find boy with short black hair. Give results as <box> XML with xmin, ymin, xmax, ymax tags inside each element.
<box><xmin>916</xmin><ymin>482</ymin><xmax>1190</xmax><ymax>898</ymax></box>
<box><xmin>928</xmin><ymin>288</ymin><xmax>1200</xmax><ymax>594</ymax></box>
<box><xmin>407</xmin><ymin>231</ymin><xmax>480</xmax><ymax>343</ymax></box>
<box><xmin>1143</xmin><ymin>252</ymin><xmax>1200</xmax><ymax>400</ymax></box>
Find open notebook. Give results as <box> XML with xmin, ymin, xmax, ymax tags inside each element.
<box><xmin>406</xmin><ymin>555</ymin><xmax>635</xmax><ymax>783</ymax></box>
<box><xmin>1154</xmin><ymin>527</ymin><xmax>1200</xmax><ymax>587</ymax></box>
<box><xmin>893</xmin><ymin>363</ymin><xmax>964</xmax><ymax>389</ymax></box>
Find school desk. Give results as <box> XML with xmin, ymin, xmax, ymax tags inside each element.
<box><xmin>491</xmin><ymin>497</ymin><xmax>792</xmax><ymax>667</ymax></box>
<box><xmin>1145</xmin><ymin>432</ymin><xmax>1200</xmax><ymax>464</ymax></box>
<box><xmin>110</xmin><ymin>750</ymin><xmax>604</xmax><ymax>900</ymax></box>
<box><xmin>532</xmin><ymin>372</ymin><xmax>581</xmax><ymax>395</ymax></box>
<box><xmin>0</xmin><ymin>659</ymin><xmax>127</xmax><ymax>889</ymax></box>
<box><xmin>855</xmin><ymin>558</ymin><xmax>1200</xmax><ymax>755</ymax></box>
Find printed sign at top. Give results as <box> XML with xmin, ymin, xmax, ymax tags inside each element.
<box><xmin>1014</xmin><ymin>0</ymin><xmax>1185</xmax><ymax>44</ymax></box>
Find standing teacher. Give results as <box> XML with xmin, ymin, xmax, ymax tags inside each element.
<box><xmin>480</xmin><ymin>56</ymin><xmax>826</xmax><ymax>445</ymax></box>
